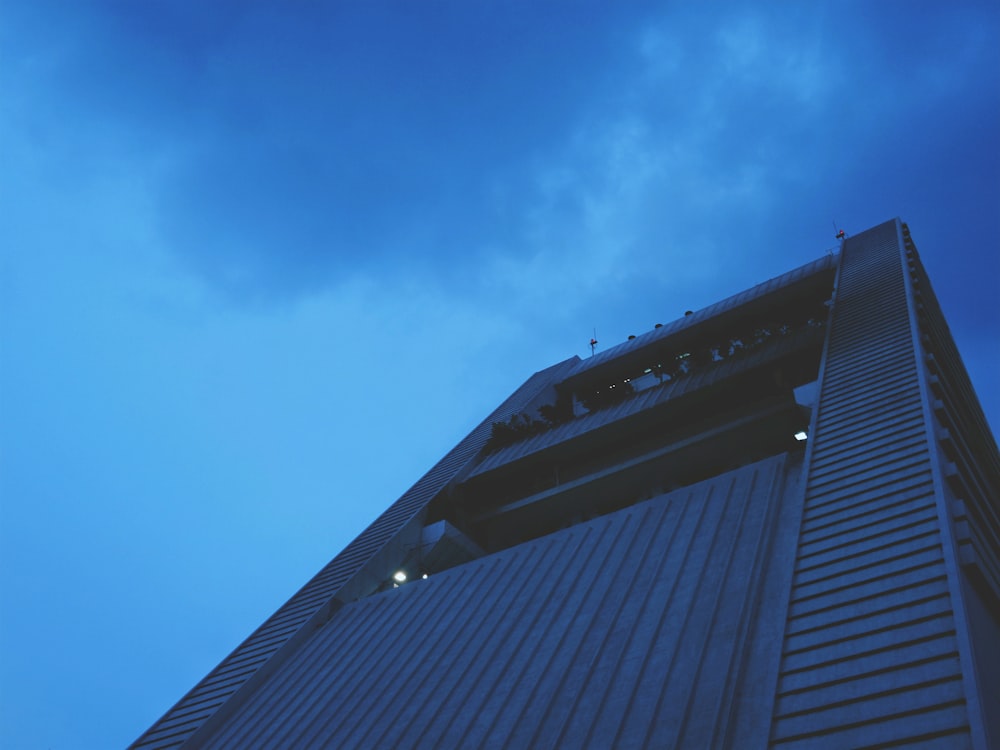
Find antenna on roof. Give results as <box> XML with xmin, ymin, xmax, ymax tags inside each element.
<box><xmin>833</xmin><ymin>220</ymin><xmax>846</xmax><ymax>240</ymax></box>
<box><xmin>589</xmin><ymin>329</ymin><xmax>598</xmax><ymax>357</ymax></box>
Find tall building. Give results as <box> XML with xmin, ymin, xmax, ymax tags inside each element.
<box><xmin>133</xmin><ymin>219</ymin><xmax>999</xmax><ymax>749</ymax></box>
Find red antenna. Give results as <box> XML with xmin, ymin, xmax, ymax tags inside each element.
<box><xmin>833</xmin><ymin>220</ymin><xmax>846</xmax><ymax>240</ymax></box>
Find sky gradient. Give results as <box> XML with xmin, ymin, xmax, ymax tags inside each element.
<box><xmin>2</xmin><ymin>2</ymin><xmax>998</xmax><ymax>748</ymax></box>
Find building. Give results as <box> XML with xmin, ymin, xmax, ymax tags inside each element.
<box><xmin>132</xmin><ymin>219</ymin><xmax>999</xmax><ymax>749</ymax></box>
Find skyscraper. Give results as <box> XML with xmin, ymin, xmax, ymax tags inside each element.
<box><xmin>133</xmin><ymin>218</ymin><xmax>999</xmax><ymax>749</ymax></box>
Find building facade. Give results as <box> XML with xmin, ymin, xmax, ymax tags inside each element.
<box><xmin>133</xmin><ymin>219</ymin><xmax>999</xmax><ymax>749</ymax></box>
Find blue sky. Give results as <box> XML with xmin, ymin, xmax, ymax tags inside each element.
<box><xmin>1</xmin><ymin>2</ymin><xmax>998</xmax><ymax>747</ymax></box>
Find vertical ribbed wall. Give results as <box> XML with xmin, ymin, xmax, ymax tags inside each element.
<box><xmin>902</xmin><ymin>222</ymin><xmax>1000</xmax><ymax>600</ymax></box>
<box><xmin>198</xmin><ymin>455</ymin><xmax>797</xmax><ymax>749</ymax></box>
<box><xmin>130</xmin><ymin>358</ymin><xmax>578</xmax><ymax>750</ymax></box>
<box><xmin>769</xmin><ymin>220</ymin><xmax>972</xmax><ymax>748</ymax></box>
<box><xmin>903</xmin><ymin>223</ymin><xmax>1000</xmax><ymax>750</ymax></box>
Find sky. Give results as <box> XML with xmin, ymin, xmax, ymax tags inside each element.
<box><xmin>1</xmin><ymin>2</ymin><xmax>998</xmax><ymax>748</ymax></box>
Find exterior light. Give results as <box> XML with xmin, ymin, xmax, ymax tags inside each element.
<box><xmin>393</xmin><ymin>571</ymin><xmax>407</xmax><ymax>583</ymax></box>
<box><xmin>794</xmin><ymin>431</ymin><xmax>808</xmax><ymax>441</ymax></box>
<box><xmin>422</xmin><ymin>574</ymin><xmax>428</xmax><ymax>579</ymax></box>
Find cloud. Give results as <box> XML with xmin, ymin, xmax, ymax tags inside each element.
<box><xmin>472</xmin><ymin>9</ymin><xmax>846</xmax><ymax>319</ymax></box>
<box><xmin>4</xmin><ymin>0</ymin><xmax>997</xmax><ymax>320</ymax></box>
<box><xmin>0</xmin><ymin>3</ymin><xmax>827</xmax><ymax>311</ymax></box>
